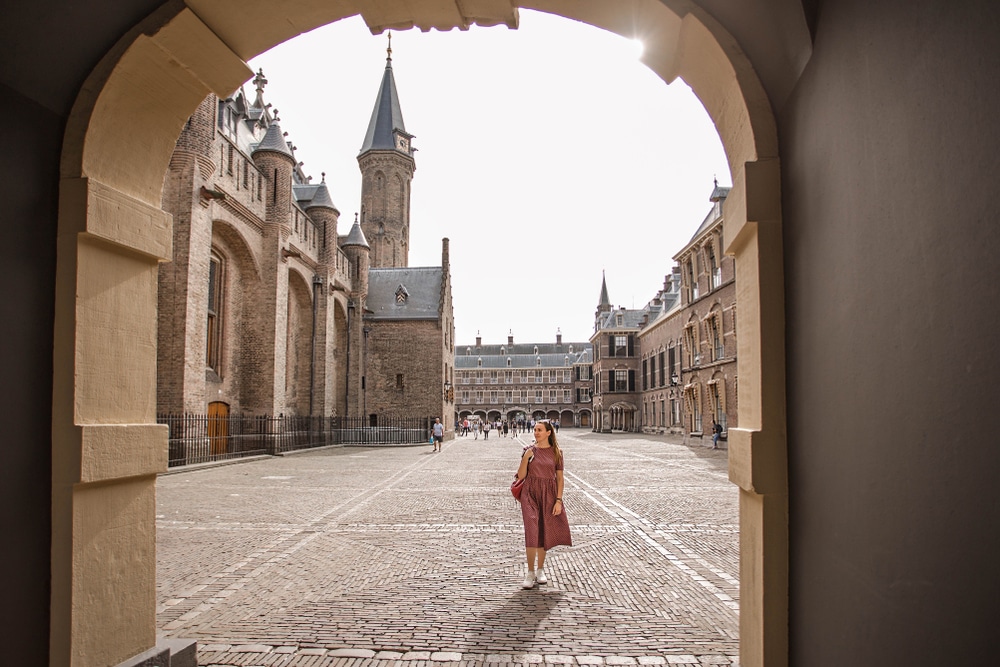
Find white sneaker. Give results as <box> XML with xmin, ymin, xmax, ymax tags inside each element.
<box><xmin>522</xmin><ymin>571</ymin><xmax>536</xmax><ymax>589</ymax></box>
<box><xmin>535</xmin><ymin>568</ymin><xmax>548</xmax><ymax>585</ymax></box>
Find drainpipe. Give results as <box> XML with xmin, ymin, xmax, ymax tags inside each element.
<box><xmin>346</xmin><ymin>299</ymin><xmax>354</xmax><ymax>416</ymax></box>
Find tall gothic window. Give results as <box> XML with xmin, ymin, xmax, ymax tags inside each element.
<box><xmin>207</xmin><ymin>254</ymin><xmax>224</xmax><ymax>374</ymax></box>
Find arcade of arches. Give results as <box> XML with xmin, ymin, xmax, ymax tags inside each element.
<box><xmin>52</xmin><ymin>1</ymin><xmax>794</xmax><ymax>665</ymax></box>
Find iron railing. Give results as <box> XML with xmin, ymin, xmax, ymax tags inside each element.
<box><xmin>158</xmin><ymin>414</ymin><xmax>432</xmax><ymax>467</ymax></box>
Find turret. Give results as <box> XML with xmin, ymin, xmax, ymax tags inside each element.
<box><xmin>304</xmin><ymin>173</ymin><xmax>341</xmax><ymax>261</ymax></box>
<box><xmin>341</xmin><ymin>213</ymin><xmax>370</xmax><ymax>300</ymax></box>
<box><xmin>252</xmin><ymin>118</ymin><xmax>295</xmax><ymax>226</ymax></box>
<box><xmin>358</xmin><ymin>34</ymin><xmax>416</xmax><ymax>269</ymax></box>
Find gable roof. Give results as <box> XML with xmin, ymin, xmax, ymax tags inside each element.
<box><xmin>365</xmin><ymin>267</ymin><xmax>442</xmax><ymax>320</ymax></box>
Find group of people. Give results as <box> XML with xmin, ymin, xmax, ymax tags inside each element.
<box><xmin>454</xmin><ymin>417</ymin><xmax>562</xmax><ymax>440</ymax></box>
<box><xmin>430</xmin><ymin>416</ymin><xmax>573</xmax><ymax>588</ymax></box>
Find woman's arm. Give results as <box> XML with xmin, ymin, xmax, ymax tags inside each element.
<box><xmin>515</xmin><ymin>448</ymin><xmax>533</xmax><ymax>480</ymax></box>
<box><xmin>553</xmin><ymin>470</ymin><xmax>565</xmax><ymax>515</ymax></box>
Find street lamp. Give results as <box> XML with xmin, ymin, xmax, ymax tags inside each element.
<box><xmin>444</xmin><ymin>380</ymin><xmax>451</xmax><ymax>401</ymax></box>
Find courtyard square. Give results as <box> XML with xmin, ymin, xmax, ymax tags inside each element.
<box><xmin>156</xmin><ymin>430</ymin><xmax>739</xmax><ymax>666</ymax></box>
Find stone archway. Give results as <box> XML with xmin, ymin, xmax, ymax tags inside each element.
<box><xmin>53</xmin><ymin>2</ymin><xmax>791</xmax><ymax>665</ymax></box>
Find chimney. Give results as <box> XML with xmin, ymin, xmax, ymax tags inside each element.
<box><xmin>556</xmin><ymin>328</ymin><xmax>562</xmax><ymax>346</ymax></box>
<box><xmin>508</xmin><ymin>330</ymin><xmax>514</xmax><ymax>346</ymax></box>
<box><xmin>476</xmin><ymin>331</ymin><xmax>482</xmax><ymax>348</ymax></box>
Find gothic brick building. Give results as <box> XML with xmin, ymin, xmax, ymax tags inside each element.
<box><xmin>157</xmin><ymin>46</ymin><xmax>455</xmax><ymax>428</ymax></box>
<box><xmin>592</xmin><ymin>184</ymin><xmax>737</xmax><ymax>441</ymax></box>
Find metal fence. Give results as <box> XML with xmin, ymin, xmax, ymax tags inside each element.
<box><xmin>158</xmin><ymin>414</ymin><xmax>433</xmax><ymax>467</ymax></box>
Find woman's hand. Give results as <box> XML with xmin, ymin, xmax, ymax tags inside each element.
<box><xmin>552</xmin><ymin>499</ymin><xmax>563</xmax><ymax>516</ymax></box>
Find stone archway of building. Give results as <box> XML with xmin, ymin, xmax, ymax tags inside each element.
<box><xmin>53</xmin><ymin>2</ymin><xmax>789</xmax><ymax>666</ymax></box>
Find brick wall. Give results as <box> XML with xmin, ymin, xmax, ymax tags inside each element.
<box><xmin>364</xmin><ymin>319</ymin><xmax>443</xmax><ymax>420</ymax></box>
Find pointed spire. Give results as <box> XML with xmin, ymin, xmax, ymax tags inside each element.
<box><xmin>343</xmin><ymin>213</ymin><xmax>370</xmax><ymax>248</ymax></box>
<box><xmin>360</xmin><ymin>35</ymin><xmax>412</xmax><ymax>154</ymax></box>
<box><xmin>599</xmin><ymin>271</ymin><xmax>611</xmax><ymax>307</ymax></box>
<box><xmin>305</xmin><ymin>178</ymin><xmax>337</xmax><ymax>212</ymax></box>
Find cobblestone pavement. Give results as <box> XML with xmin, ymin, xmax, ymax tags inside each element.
<box><xmin>156</xmin><ymin>430</ymin><xmax>739</xmax><ymax>666</ymax></box>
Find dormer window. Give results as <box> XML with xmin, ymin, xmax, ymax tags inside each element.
<box><xmin>507</xmin><ymin>358</ymin><xmax>512</xmax><ymax>367</ymax></box>
<box><xmin>536</xmin><ymin>357</ymin><xmax>542</xmax><ymax>367</ymax></box>
<box><xmin>395</xmin><ymin>284</ymin><xmax>409</xmax><ymax>304</ymax></box>
<box><xmin>477</xmin><ymin>357</ymin><xmax>483</xmax><ymax>367</ymax></box>
<box><xmin>500</xmin><ymin>346</ymin><xmax>505</xmax><ymax>355</ymax></box>
<box><xmin>466</xmin><ymin>347</ymin><xmax>472</xmax><ymax>355</ymax></box>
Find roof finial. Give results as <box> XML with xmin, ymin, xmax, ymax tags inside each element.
<box><xmin>714</xmin><ymin>174</ymin><xmax>718</xmax><ymax>188</ymax></box>
<box><xmin>354</xmin><ymin>212</ymin><xmax>359</xmax><ymax>223</ymax></box>
<box><xmin>252</xmin><ymin>68</ymin><xmax>268</xmax><ymax>108</ymax></box>
<box><xmin>321</xmin><ymin>171</ymin><xmax>326</xmax><ymax>183</ymax></box>
<box><xmin>387</xmin><ymin>31</ymin><xmax>392</xmax><ymax>61</ymax></box>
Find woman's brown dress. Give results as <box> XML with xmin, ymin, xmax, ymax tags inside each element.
<box><xmin>520</xmin><ymin>446</ymin><xmax>572</xmax><ymax>550</ymax></box>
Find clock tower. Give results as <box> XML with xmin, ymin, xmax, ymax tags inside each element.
<box><xmin>358</xmin><ymin>35</ymin><xmax>416</xmax><ymax>269</ymax></box>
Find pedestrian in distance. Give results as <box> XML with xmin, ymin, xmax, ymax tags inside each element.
<box><xmin>712</xmin><ymin>418</ymin><xmax>723</xmax><ymax>449</ymax></box>
<box><xmin>484</xmin><ymin>421</ymin><xmax>491</xmax><ymax>439</ymax></box>
<box><xmin>432</xmin><ymin>418</ymin><xmax>444</xmax><ymax>452</ymax></box>
<box><xmin>514</xmin><ymin>420</ymin><xmax>572</xmax><ymax>589</ymax></box>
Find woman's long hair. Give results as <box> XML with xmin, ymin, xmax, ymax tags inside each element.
<box><xmin>538</xmin><ymin>420</ymin><xmax>562</xmax><ymax>467</ymax></box>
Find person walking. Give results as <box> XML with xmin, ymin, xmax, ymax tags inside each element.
<box><xmin>514</xmin><ymin>420</ymin><xmax>572</xmax><ymax>589</ymax></box>
<box><xmin>712</xmin><ymin>418</ymin><xmax>723</xmax><ymax>449</ymax></box>
<box><xmin>484</xmin><ymin>420</ymin><xmax>491</xmax><ymax>439</ymax></box>
<box><xmin>432</xmin><ymin>418</ymin><xmax>444</xmax><ymax>452</ymax></box>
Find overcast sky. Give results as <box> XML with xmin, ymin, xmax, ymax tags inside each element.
<box><xmin>248</xmin><ymin>10</ymin><xmax>731</xmax><ymax>346</ymax></box>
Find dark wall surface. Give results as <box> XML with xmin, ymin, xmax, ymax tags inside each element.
<box><xmin>0</xmin><ymin>82</ymin><xmax>60</xmax><ymax>667</ymax></box>
<box><xmin>781</xmin><ymin>0</ymin><xmax>1000</xmax><ymax>663</ymax></box>
<box><xmin>0</xmin><ymin>1</ymin><xmax>164</xmax><ymax>660</ymax></box>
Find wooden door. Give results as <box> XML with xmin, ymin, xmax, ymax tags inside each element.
<box><xmin>208</xmin><ymin>401</ymin><xmax>229</xmax><ymax>456</ymax></box>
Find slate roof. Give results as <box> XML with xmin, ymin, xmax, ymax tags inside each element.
<box><xmin>360</xmin><ymin>54</ymin><xmax>410</xmax><ymax>154</ymax></box>
<box><xmin>342</xmin><ymin>218</ymin><xmax>369</xmax><ymax>248</ymax></box>
<box><xmin>686</xmin><ymin>186</ymin><xmax>730</xmax><ymax>244</ymax></box>
<box><xmin>594</xmin><ymin>307</ymin><xmax>647</xmax><ymax>332</ymax></box>
<box><xmin>251</xmin><ymin>121</ymin><xmax>293</xmax><ymax>158</ymax></box>
<box><xmin>455</xmin><ymin>342</ymin><xmax>593</xmax><ymax>370</ymax></box>
<box><xmin>294</xmin><ymin>181</ymin><xmax>338</xmax><ymax>212</ymax></box>
<box><xmin>366</xmin><ymin>267</ymin><xmax>442</xmax><ymax>320</ymax></box>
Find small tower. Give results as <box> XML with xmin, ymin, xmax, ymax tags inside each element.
<box><xmin>596</xmin><ymin>271</ymin><xmax>612</xmax><ymax>323</ymax></box>
<box><xmin>305</xmin><ymin>173</ymin><xmax>341</xmax><ymax>262</ymax></box>
<box><xmin>358</xmin><ymin>33</ymin><xmax>416</xmax><ymax>269</ymax></box>
<box><xmin>342</xmin><ymin>213</ymin><xmax>371</xmax><ymax>301</ymax></box>
<box><xmin>252</xmin><ymin>117</ymin><xmax>296</xmax><ymax>226</ymax></box>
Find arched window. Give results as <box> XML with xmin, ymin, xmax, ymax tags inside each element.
<box><xmin>207</xmin><ymin>252</ymin><xmax>224</xmax><ymax>374</ymax></box>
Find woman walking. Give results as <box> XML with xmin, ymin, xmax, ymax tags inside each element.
<box><xmin>514</xmin><ymin>420</ymin><xmax>572</xmax><ymax>588</ymax></box>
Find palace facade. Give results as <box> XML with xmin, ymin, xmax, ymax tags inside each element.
<box><xmin>157</xmin><ymin>48</ymin><xmax>455</xmax><ymax>430</ymax></box>
<box><xmin>454</xmin><ymin>331</ymin><xmax>594</xmax><ymax>428</ymax></box>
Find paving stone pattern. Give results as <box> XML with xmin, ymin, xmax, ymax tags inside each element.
<box><xmin>157</xmin><ymin>431</ymin><xmax>739</xmax><ymax>666</ymax></box>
